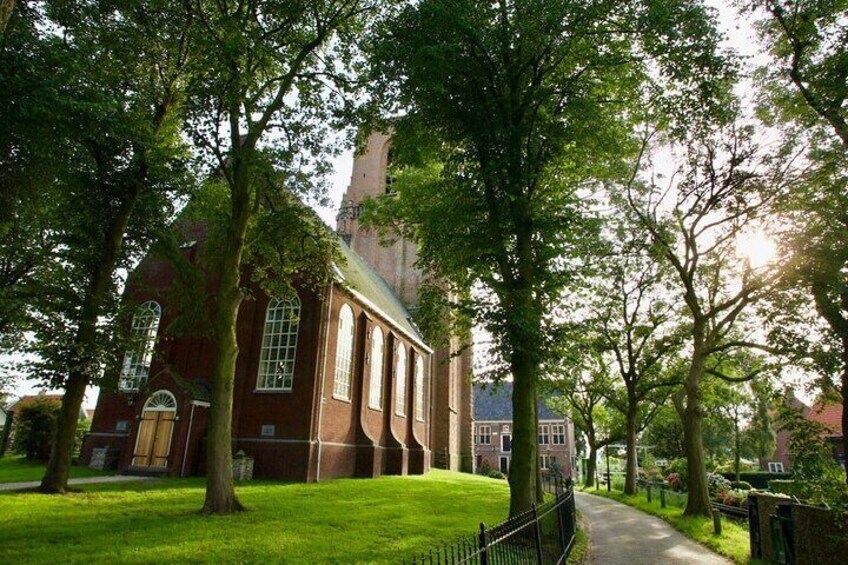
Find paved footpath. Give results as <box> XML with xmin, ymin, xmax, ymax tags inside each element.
<box><xmin>0</xmin><ymin>475</ymin><xmax>158</xmax><ymax>492</ymax></box>
<box><xmin>575</xmin><ymin>491</ymin><xmax>731</xmax><ymax>565</ymax></box>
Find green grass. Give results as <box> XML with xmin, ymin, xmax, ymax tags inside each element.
<box><xmin>0</xmin><ymin>469</ymin><xmax>512</xmax><ymax>564</ymax></box>
<box><xmin>567</xmin><ymin>511</ymin><xmax>589</xmax><ymax>565</ymax></box>
<box><xmin>578</xmin><ymin>486</ymin><xmax>757</xmax><ymax>564</ymax></box>
<box><xmin>0</xmin><ymin>454</ymin><xmax>113</xmax><ymax>484</ymax></box>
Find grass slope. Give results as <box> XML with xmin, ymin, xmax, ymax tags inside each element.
<box><xmin>579</xmin><ymin>486</ymin><xmax>756</xmax><ymax>564</ymax></box>
<box><xmin>0</xmin><ymin>470</ymin><xmax>511</xmax><ymax>564</ymax></box>
<box><xmin>0</xmin><ymin>455</ymin><xmax>113</xmax><ymax>484</ymax></box>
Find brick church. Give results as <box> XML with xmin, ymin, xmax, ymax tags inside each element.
<box><xmin>82</xmin><ymin>133</ymin><xmax>474</xmax><ymax>480</ymax></box>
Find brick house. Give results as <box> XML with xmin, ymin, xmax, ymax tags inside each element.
<box><xmin>759</xmin><ymin>394</ymin><xmax>809</xmax><ymax>473</ymax></box>
<box><xmin>473</xmin><ymin>383</ymin><xmax>576</xmax><ymax>477</ymax></box>
<box><xmin>806</xmin><ymin>399</ymin><xmax>845</xmax><ymax>470</ymax></box>
<box><xmin>83</xmin><ymin>133</ymin><xmax>473</xmax><ymax>481</ymax></box>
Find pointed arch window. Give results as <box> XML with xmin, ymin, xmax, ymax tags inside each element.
<box><xmin>256</xmin><ymin>295</ymin><xmax>300</xmax><ymax>391</ymax></box>
<box><xmin>332</xmin><ymin>304</ymin><xmax>355</xmax><ymax>400</ymax></box>
<box><xmin>368</xmin><ymin>326</ymin><xmax>384</xmax><ymax>409</ymax></box>
<box><xmin>415</xmin><ymin>355</ymin><xmax>425</xmax><ymax>421</ymax></box>
<box><xmin>395</xmin><ymin>343</ymin><xmax>407</xmax><ymax>416</ymax></box>
<box><xmin>119</xmin><ymin>301</ymin><xmax>162</xmax><ymax>392</ymax></box>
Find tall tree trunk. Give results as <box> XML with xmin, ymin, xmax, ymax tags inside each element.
<box><xmin>842</xmin><ymin>334</ymin><xmax>848</xmax><ymax>486</ymax></box>
<box><xmin>734</xmin><ymin>410</ymin><xmax>741</xmax><ymax>483</ymax></box>
<box><xmin>682</xmin><ymin>350</ymin><xmax>711</xmax><ymax>516</ymax></box>
<box><xmin>0</xmin><ymin>0</ymin><xmax>14</xmax><ymax>35</ymax></box>
<box><xmin>535</xmin><ymin>407</ymin><xmax>544</xmax><ymax>503</ymax></box>
<box><xmin>202</xmin><ymin>163</ymin><xmax>251</xmax><ymax>514</ymax></box>
<box><xmin>40</xmin><ymin>188</ymin><xmax>140</xmax><ymax>493</ymax></box>
<box><xmin>624</xmin><ymin>402</ymin><xmax>638</xmax><ymax>495</ymax></box>
<box><xmin>585</xmin><ymin>442</ymin><xmax>597</xmax><ymax>489</ymax></box>
<box><xmin>509</xmin><ymin>349</ymin><xmax>538</xmax><ymax>515</ymax></box>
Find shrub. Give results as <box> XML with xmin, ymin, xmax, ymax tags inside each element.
<box><xmin>769</xmin><ymin>480</ymin><xmax>804</xmax><ymax>498</ymax></box>
<box><xmin>485</xmin><ymin>469</ymin><xmax>506</xmax><ymax>480</ymax></box>
<box><xmin>707</xmin><ymin>472</ymin><xmax>731</xmax><ymax>495</ymax></box>
<box><xmin>13</xmin><ymin>397</ymin><xmax>61</xmax><ymax>460</ymax></box>
<box><xmin>718</xmin><ymin>489</ymin><xmax>749</xmax><ymax>508</ymax></box>
<box><xmin>666</xmin><ymin>472</ymin><xmax>683</xmax><ymax>491</ymax></box>
<box><xmin>730</xmin><ymin>480</ymin><xmax>753</xmax><ymax>491</ymax></box>
<box><xmin>666</xmin><ymin>458</ymin><xmax>688</xmax><ymax>486</ymax></box>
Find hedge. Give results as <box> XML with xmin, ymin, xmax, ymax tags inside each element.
<box><xmin>720</xmin><ymin>471</ymin><xmax>791</xmax><ymax>489</ymax></box>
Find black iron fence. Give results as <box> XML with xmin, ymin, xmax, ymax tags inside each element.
<box><xmin>401</xmin><ymin>476</ymin><xmax>576</xmax><ymax>565</ymax></box>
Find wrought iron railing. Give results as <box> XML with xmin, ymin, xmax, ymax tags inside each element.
<box><xmin>401</xmin><ymin>476</ymin><xmax>576</xmax><ymax>565</ymax></box>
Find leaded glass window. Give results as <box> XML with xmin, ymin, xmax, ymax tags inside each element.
<box><xmin>395</xmin><ymin>343</ymin><xmax>407</xmax><ymax>416</ymax></box>
<box><xmin>415</xmin><ymin>355</ymin><xmax>425</xmax><ymax>421</ymax></box>
<box><xmin>368</xmin><ymin>327</ymin><xmax>384</xmax><ymax>409</ymax></box>
<box><xmin>256</xmin><ymin>295</ymin><xmax>300</xmax><ymax>391</ymax></box>
<box><xmin>119</xmin><ymin>301</ymin><xmax>162</xmax><ymax>391</ymax></box>
<box><xmin>332</xmin><ymin>304</ymin><xmax>355</xmax><ymax>400</ymax></box>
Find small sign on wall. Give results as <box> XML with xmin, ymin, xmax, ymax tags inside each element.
<box><xmin>261</xmin><ymin>424</ymin><xmax>276</xmax><ymax>437</ymax></box>
<box><xmin>116</xmin><ymin>421</ymin><xmax>129</xmax><ymax>432</ymax></box>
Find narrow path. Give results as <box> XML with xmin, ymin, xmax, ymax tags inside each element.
<box><xmin>0</xmin><ymin>475</ymin><xmax>158</xmax><ymax>492</ymax></box>
<box><xmin>575</xmin><ymin>491</ymin><xmax>731</xmax><ymax>565</ymax></box>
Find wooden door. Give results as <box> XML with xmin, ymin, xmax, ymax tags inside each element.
<box><xmin>132</xmin><ymin>410</ymin><xmax>175</xmax><ymax>468</ymax></box>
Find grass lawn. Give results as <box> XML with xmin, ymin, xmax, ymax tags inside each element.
<box><xmin>0</xmin><ymin>454</ymin><xmax>114</xmax><ymax>484</ymax></box>
<box><xmin>0</xmin><ymin>469</ymin><xmax>513</xmax><ymax>564</ymax></box>
<box><xmin>578</xmin><ymin>486</ymin><xmax>758</xmax><ymax>564</ymax></box>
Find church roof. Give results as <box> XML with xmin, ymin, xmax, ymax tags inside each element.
<box><xmin>334</xmin><ymin>240</ymin><xmax>430</xmax><ymax>352</ymax></box>
<box><xmin>474</xmin><ymin>382</ymin><xmax>562</xmax><ymax>421</ymax></box>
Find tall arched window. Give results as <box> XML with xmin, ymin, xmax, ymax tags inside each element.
<box><xmin>332</xmin><ymin>304</ymin><xmax>355</xmax><ymax>400</ymax></box>
<box><xmin>368</xmin><ymin>326</ymin><xmax>384</xmax><ymax>409</ymax></box>
<box><xmin>395</xmin><ymin>343</ymin><xmax>407</xmax><ymax>416</ymax></box>
<box><xmin>256</xmin><ymin>295</ymin><xmax>300</xmax><ymax>391</ymax></box>
<box><xmin>415</xmin><ymin>355</ymin><xmax>425</xmax><ymax>421</ymax></box>
<box><xmin>119</xmin><ymin>301</ymin><xmax>162</xmax><ymax>391</ymax></box>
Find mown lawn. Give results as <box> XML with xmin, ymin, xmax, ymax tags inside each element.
<box><xmin>0</xmin><ymin>470</ymin><xmax>511</xmax><ymax>564</ymax></box>
<box><xmin>579</xmin><ymin>486</ymin><xmax>758</xmax><ymax>564</ymax></box>
<box><xmin>0</xmin><ymin>454</ymin><xmax>113</xmax><ymax>484</ymax></box>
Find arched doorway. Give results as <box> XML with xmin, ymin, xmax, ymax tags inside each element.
<box><xmin>132</xmin><ymin>390</ymin><xmax>177</xmax><ymax>469</ymax></box>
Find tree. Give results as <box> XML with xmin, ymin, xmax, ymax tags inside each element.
<box><xmin>9</xmin><ymin>2</ymin><xmax>196</xmax><ymax>494</ymax></box>
<box><xmin>184</xmin><ymin>0</ymin><xmax>374</xmax><ymax>514</ymax></box>
<box><xmin>549</xmin><ymin>355</ymin><xmax>625</xmax><ymax>489</ymax></box>
<box><xmin>747</xmin><ymin>0</ymin><xmax>848</xmax><ymax>485</ymax></box>
<box><xmin>13</xmin><ymin>397</ymin><xmax>61</xmax><ymax>460</ymax></box>
<box><xmin>587</xmin><ymin>211</ymin><xmax>683</xmax><ymax>495</ymax></box>
<box><xmin>0</xmin><ymin>3</ymin><xmax>66</xmax><ymax>350</ymax></box>
<box><xmin>368</xmin><ymin>0</ymin><xmax>731</xmax><ymax>515</ymax></box>
<box><xmin>626</xmin><ymin>123</ymin><xmax>789</xmax><ymax>515</ymax></box>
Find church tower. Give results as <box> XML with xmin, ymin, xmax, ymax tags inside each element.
<box><xmin>336</xmin><ymin>132</ymin><xmax>474</xmax><ymax>472</ymax></box>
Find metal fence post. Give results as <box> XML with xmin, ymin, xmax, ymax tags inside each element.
<box><xmin>647</xmin><ymin>483</ymin><xmax>652</xmax><ymax>503</ymax></box>
<box><xmin>660</xmin><ymin>485</ymin><xmax>667</xmax><ymax>508</ymax></box>
<box><xmin>532</xmin><ymin>504</ymin><xmax>544</xmax><ymax>562</ymax></box>
<box><xmin>478</xmin><ymin>522</ymin><xmax>489</xmax><ymax>565</ymax></box>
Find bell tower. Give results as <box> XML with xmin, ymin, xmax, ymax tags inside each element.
<box><xmin>336</xmin><ymin>132</ymin><xmax>474</xmax><ymax>473</ymax></box>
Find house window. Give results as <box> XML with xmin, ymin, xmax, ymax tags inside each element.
<box><xmin>332</xmin><ymin>304</ymin><xmax>355</xmax><ymax>400</ymax></box>
<box><xmin>540</xmin><ymin>455</ymin><xmax>550</xmax><ymax>470</ymax></box>
<box><xmin>415</xmin><ymin>355</ymin><xmax>425</xmax><ymax>421</ymax></box>
<box><xmin>478</xmin><ymin>425</ymin><xmax>491</xmax><ymax>445</ymax></box>
<box><xmin>538</xmin><ymin>425</ymin><xmax>550</xmax><ymax>445</ymax></box>
<box><xmin>256</xmin><ymin>295</ymin><xmax>300</xmax><ymax>391</ymax></box>
<box><xmin>768</xmin><ymin>462</ymin><xmax>785</xmax><ymax>473</ymax></box>
<box><xmin>395</xmin><ymin>343</ymin><xmax>407</xmax><ymax>416</ymax></box>
<box><xmin>119</xmin><ymin>301</ymin><xmax>162</xmax><ymax>391</ymax></box>
<box><xmin>368</xmin><ymin>326</ymin><xmax>384</xmax><ymax>409</ymax></box>
<box><xmin>552</xmin><ymin>424</ymin><xmax>566</xmax><ymax>445</ymax></box>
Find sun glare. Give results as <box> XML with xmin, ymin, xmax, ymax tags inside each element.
<box><xmin>736</xmin><ymin>229</ymin><xmax>777</xmax><ymax>269</ymax></box>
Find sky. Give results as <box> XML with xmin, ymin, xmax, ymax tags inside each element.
<box><xmin>6</xmin><ymin>0</ymin><xmax>785</xmax><ymax>408</ymax></box>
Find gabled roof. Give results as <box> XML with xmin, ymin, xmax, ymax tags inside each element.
<box><xmin>474</xmin><ymin>382</ymin><xmax>562</xmax><ymax>421</ymax></box>
<box><xmin>334</xmin><ymin>240</ymin><xmax>430</xmax><ymax>352</ymax></box>
<box><xmin>807</xmin><ymin>400</ymin><xmax>843</xmax><ymax>437</ymax></box>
